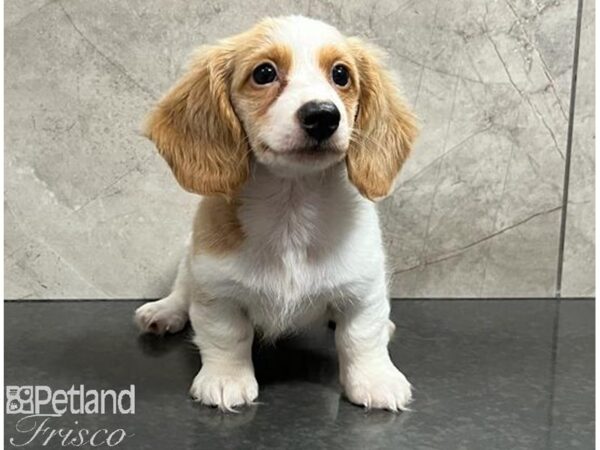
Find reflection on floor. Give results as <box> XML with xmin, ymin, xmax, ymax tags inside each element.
<box><xmin>4</xmin><ymin>299</ymin><xmax>594</xmax><ymax>449</ymax></box>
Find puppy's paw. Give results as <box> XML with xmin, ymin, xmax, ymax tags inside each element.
<box><xmin>134</xmin><ymin>298</ymin><xmax>188</xmax><ymax>335</ymax></box>
<box><xmin>190</xmin><ymin>366</ymin><xmax>259</xmax><ymax>411</ymax></box>
<box><xmin>342</xmin><ymin>362</ymin><xmax>412</xmax><ymax>412</ymax></box>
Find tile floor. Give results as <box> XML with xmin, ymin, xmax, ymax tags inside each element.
<box><xmin>4</xmin><ymin>299</ymin><xmax>594</xmax><ymax>449</ymax></box>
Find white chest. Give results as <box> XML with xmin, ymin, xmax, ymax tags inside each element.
<box><xmin>191</xmin><ymin>165</ymin><xmax>384</xmax><ymax>334</ymax></box>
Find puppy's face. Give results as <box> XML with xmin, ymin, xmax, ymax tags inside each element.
<box><xmin>230</xmin><ymin>18</ymin><xmax>358</xmax><ymax>175</ymax></box>
<box><xmin>145</xmin><ymin>16</ymin><xmax>417</xmax><ymax>200</ymax></box>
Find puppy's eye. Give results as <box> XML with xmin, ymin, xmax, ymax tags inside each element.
<box><xmin>252</xmin><ymin>63</ymin><xmax>278</xmax><ymax>85</ymax></box>
<box><xmin>332</xmin><ymin>64</ymin><xmax>350</xmax><ymax>87</ymax></box>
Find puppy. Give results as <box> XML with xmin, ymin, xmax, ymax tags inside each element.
<box><xmin>135</xmin><ymin>15</ymin><xmax>418</xmax><ymax>412</ymax></box>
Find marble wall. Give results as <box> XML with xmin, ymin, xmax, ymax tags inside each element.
<box><xmin>5</xmin><ymin>0</ymin><xmax>594</xmax><ymax>299</ymax></box>
<box><xmin>561</xmin><ymin>0</ymin><xmax>595</xmax><ymax>297</ymax></box>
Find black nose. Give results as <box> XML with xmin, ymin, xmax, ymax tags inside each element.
<box><xmin>297</xmin><ymin>101</ymin><xmax>340</xmax><ymax>142</ymax></box>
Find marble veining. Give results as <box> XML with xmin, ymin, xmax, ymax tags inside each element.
<box><xmin>4</xmin><ymin>0</ymin><xmax>593</xmax><ymax>298</ymax></box>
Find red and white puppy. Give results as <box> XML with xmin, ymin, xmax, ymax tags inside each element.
<box><xmin>135</xmin><ymin>15</ymin><xmax>418</xmax><ymax>411</ymax></box>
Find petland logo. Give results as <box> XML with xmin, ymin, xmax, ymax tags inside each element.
<box><xmin>5</xmin><ymin>385</ymin><xmax>135</xmax><ymax>447</ymax></box>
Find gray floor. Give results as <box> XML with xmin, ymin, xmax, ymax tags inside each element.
<box><xmin>4</xmin><ymin>299</ymin><xmax>594</xmax><ymax>449</ymax></box>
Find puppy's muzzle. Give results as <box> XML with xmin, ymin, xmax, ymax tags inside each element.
<box><xmin>297</xmin><ymin>101</ymin><xmax>340</xmax><ymax>142</ymax></box>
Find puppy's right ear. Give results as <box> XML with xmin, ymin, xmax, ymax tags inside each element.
<box><xmin>144</xmin><ymin>44</ymin><xmax>249</xmax><ymax>197</ymax></box>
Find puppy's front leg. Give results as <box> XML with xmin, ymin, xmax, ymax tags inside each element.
<box><xmin>335</xmin><ymin>281</ymin><xmax>412</xmax><ymax>411</ymax></box>
<box><xmin>189</xmin><ymin>298</ymin><xmax>258</xmax><ymax>411</ymax></box>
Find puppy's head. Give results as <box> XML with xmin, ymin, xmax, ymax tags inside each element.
<box><xmin>145</xmin><ymin>16</ymin><xmax>418</xmax><ymax>200</ymax></box>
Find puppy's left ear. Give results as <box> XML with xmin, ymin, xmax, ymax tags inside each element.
<box><xmin>346</xmin><ymin>39</ymin><xmax>418</xmax><ymax>201</ymax></box>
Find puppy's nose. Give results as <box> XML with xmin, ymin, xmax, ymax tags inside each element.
<box><xmin>297</xmin><ymin>101</ymin><xmax>340</xmax><ymax>142</ymax></box>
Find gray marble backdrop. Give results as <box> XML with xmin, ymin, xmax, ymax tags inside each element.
<box><xmin>5</xmin><ymin>0</ymin><xmax>594</xmax><ymax>299</ymax></box>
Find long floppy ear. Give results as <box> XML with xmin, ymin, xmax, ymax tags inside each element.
<box><xmin>346</xmin><ymin>39</ymin><xmax>418</xmax><ymax>201</ymax></box>
<box><xmin>144</xmin><ymin>43</ymin><xmax>249</xmax><ymax>197</ymax></box>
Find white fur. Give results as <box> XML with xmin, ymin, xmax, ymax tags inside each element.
<box><xmin>262</xmin><ymin>17</ymin><xmax>350</xmax><ymax>154</ymax></box>
<box><xmin>240</xmin><ymin>17</ymin><xmax>352</xmax><ymax>176</ymax></box>
<box><xmin>135</xmin><ymin>16</ymin><xmax>412</xmax><ymax>412</ymax></box>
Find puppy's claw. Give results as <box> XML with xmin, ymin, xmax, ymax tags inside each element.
<box><xmin>343</xmin><ymin>363</ymin><xmax>412</xmax><ymax>412</ymax></box>
<box><xmin>190</xmin><ymin>367</ymin><xmax>259</xmax><ymax>412</ymax></box>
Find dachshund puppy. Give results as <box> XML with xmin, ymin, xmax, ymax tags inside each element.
<box><xmin>135</xmin><ymin>15</ymin><xmax>418</xmax><ymax>411</ymax></box>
